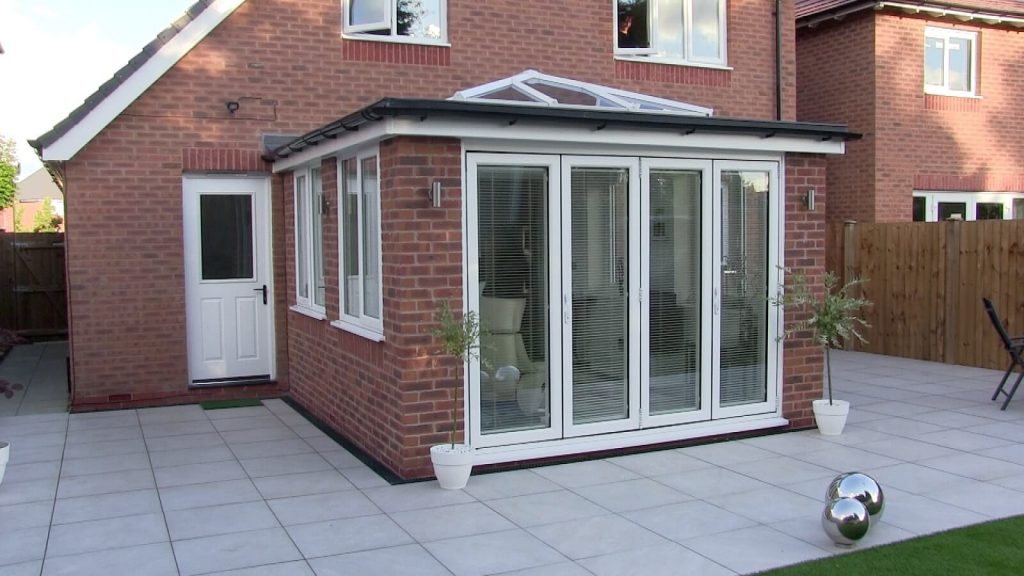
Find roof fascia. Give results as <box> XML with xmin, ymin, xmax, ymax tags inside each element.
<box><xmin>800</xmin><ymin>1</ymin><xmax>1024</xmax><ymax>28</ymax></box>
<box><xmin>39</xmin><ymin>0</ymin><xmax>247</xmax><ymax>161</ymax></box>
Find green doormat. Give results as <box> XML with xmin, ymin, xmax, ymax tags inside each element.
<box><xmin>199</xmin><ymin>398</ymin><xmax>264</xmax><ymax>410</ymax></box>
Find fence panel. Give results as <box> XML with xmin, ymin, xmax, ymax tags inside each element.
<box><xmin>0</xmin><ymin>232</ymin><xmax>67</xmax><ymax>336</ymax></box>
<box><xmin>826</xmin><ymin>220</ymin><xmax>1024</xmax><ymax>371</ymax></box>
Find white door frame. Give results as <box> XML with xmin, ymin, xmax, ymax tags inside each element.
<box><xmin>183</xmin><ymin>175</ymin><xmax>275</xmax><ymax>385</ymax></box>
<box><xmin>466</xmin><ymin>154</ymin><xmax>564</xmax><ymax>449</ymax></box>
<box><xmin>711</xmin><ymin>160</ymin><xmax>780</xmax><ymax>419</ymax></box>
<box><xmin>640</xmin><ymin>158</ymin><xmax>714</xmax><ymax>427</ymax></box>
<box><xmin>561</xmin><ymin>155</ymin><xmax>642</xmax><ymax>437</ymax></box>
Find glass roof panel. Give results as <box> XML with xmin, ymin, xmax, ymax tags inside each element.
<box><xmin>479</xmin><ymin>86</ymin><xmax>536</xmax><ymax>102</ymax></box>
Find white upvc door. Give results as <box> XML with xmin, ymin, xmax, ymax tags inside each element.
<box><xmin>467</xmin><ymin>154</ymin><xmax>564</xmax><ymax>449</ymax></box>
<box><xmin>640</xmin><ymin>158</ymin><xmax>714</xmax><ymax>427</ymax></box>
<box><xmin>561</xmin><ymin>156</ymin><xmax>642</xmax><ymax>437</ymax></box>
<box><xmin>183</xmin><ymin>176</ymin><xmax>274</xmax><ymax>385</ymax></box>
<box><xmin>711</xmin><ymin>160</ymin><xmax>780</xmax><ymax>419</ymax></box>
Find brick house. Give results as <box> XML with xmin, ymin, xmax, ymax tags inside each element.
<box><xmin>31</xmin><ymin>0</ymin><xmax>855</xmax><ymax>480</ymax></box>
<box><xmin>796</xmin><ymin>0</ymin><xmax>1024</xmax><ymax>223</ymax></box>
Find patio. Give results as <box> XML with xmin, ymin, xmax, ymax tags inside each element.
<box><xmin>0</xmin><ymin>350</ymin><xmax>1022</xmax><ymax>576</ymax></box>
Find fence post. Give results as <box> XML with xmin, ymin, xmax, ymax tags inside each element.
<box><xmin>943</xmin><ymin>220</ymin><xmax>961</xmax><ymax>365</ymax></box>
<box><xmin>842</xmin><ymin>221</ymin><xmax>858</xmax><ymax>351</ymax></box>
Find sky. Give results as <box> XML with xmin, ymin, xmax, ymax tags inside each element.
<box><xmin>0</xmin><ymin>0</ymin><xmax>196</xmax><ymax>178</ymax></box>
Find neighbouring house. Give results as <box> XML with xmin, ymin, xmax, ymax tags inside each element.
<box><xmin>31</xmin><ymin>0</ymin><xmax>856</xmax><ymax>479</ymax></box>
<box><xmin>0</xmin><ymin>168</ymin><xmax>65</xmax><ymax>232</ymax></box>
<box><xmin>796</xmin><ymin>0</ymin><xmax>1024</xmax><ymax>223</ymax></box>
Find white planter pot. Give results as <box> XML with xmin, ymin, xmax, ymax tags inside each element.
<box><xmin>813</xmin><ymin>399</ymin><xmax>850</xmax><ymax>436</ymax></box>
<box><xmin>430</xmin><ymin>444</ymin><xmax>473</xmax><ymax>490</ymax></box>
<box><xmin>0</xmin><ymin>441</ymin><xmax>9</xmax><ymax>486</ymax></box>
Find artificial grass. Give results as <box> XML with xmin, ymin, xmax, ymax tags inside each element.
<box><xmin>199</xmin><ymin>398</ymin><xmax>264</xmax><ymax>410</ymax></box>
<box><xmin>759</xmin><ymin>515</ymin><xmax>1024</xmax><ymax>576</ymax></box>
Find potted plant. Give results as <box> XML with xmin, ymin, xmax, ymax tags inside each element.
<box><xmin>430</xmin><ymin>301</ymin><xmax>481</xmax><ymax>489</ymax></box>
<box><xmin>0</xmin><ymin>440</ymin><xmax>8</xmax><ymax>486</ymax></box>
<box><xmin>772</xmin><ymin>269</ymin><xmax>870</xmax><ymax>435</ymax></box>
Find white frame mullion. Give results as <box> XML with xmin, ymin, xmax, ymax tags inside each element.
<box><xmin>711</xmin><ymin>160</ymin><xmax>781</xmax><ymax>420</ymax></box>
<box><xmin>640</xmin><ymin>158</ymin><xmax>714</xmax><ymax>427</ymax></box>
<box><xmin>467</xmin><ymin>153</ymin><xmax>563</xmax><ymax>449</ymax></box>
<box><xmin>561</xmin><ymin>155</ymin><xmax>642</xmax><ymax>438</ymax></box>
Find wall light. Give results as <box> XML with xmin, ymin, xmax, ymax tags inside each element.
<box><xmin>225</xmin><ymin>100</ymin><xmax>240</xmax><ymax>115</ymax></box>
<box><xmin>805</xmin><ymin>188</ymin><xmax>816</xmax><ymax>212</ymax></box>
<box><xmin>428</xmin><ymin>181</ymin><xmax>443</xmax><ymax>208</ymax></box>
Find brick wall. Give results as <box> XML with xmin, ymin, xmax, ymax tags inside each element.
<box><xmin>798</xmin><ymin>11</ymin><xmax>1024</xmax><ymax>223</ymax></box>
<box><xmin>781</xmin><ymin>153</ymin><xmax>828</xmax><ymax>428</ymax></box>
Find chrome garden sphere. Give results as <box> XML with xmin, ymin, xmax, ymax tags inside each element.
<box><xmin>826</xmin><ymin>472</ymin><xmax>885</xmax><ymax>525</ymax></box>
<box><xmin>822</xmin><ymin>497</ymin><xmax>870</xmax><ymax>546</ymax></box>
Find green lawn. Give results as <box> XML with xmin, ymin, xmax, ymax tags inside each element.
<box><xmin>759</xmin><ymin>516</ymin><xmax>1024</xmax><ymax>576</ymax></box>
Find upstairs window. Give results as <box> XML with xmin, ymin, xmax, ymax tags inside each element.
<box><xmin>924</xmin><ymin>27</ymin><xmax>976</xmax><ymax>96</ymax></box>
<box><xmin>344</xmin><ymin>0</ymin><xmax>445</xmax><ymax>43</ymax></box>
<box><xmin>616</xmin><ymin>0</ymin><xmax>726</xmax><ymax>66</ymax></box>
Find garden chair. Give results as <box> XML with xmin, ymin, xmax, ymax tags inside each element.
<box><xmin>983</xmin><ymin>298</ymin><xmax>1024</xmax><ymax>410</ymax></box>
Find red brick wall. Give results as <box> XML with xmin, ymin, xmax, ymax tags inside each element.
<box><xmin>798</xmin><ymin>11</ymin><xmax>1024</xmax><ymax>223</ymax></box>
<box><xmin>283</xmin><ymin>136</ymin><xmax>461</xmax><ymax>479</ymax></box>
<box><xmin>62</xmin><ymin>0</ymin><xmax>798</xmax><ymax>411</ymax></box>
<box><xmin>782</xmin><ymin>153</ymin><xmax>827</xmax><ymax>428</ymax></box>
<box><xmin>797</xmin><ymin>12</ymin><xmax>876</xmax><ymax>224</ymax></box>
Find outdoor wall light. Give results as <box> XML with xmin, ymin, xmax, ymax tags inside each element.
<box><xmin>805</xmin><ymin>188</ymin><xmax>816</xmax><ymax>212</ymax></box>
<box><xmin>225</xmin><ymin>100</ymin><xmax>240</xmax><ymax>115</ymax></box>
<box><xmin>428</xmin><ymin>181</ymin><xmax>443</xmax><ymax>208</ymax></box>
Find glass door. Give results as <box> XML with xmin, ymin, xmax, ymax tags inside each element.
<box><xmin>561</xmin><ymin>157</ymin><xmax>641</xmax><ymax>437</ymax></box>
<box><xmin>640</xmin><ymin>159</ymin><xmax>713</xmax><ymax>426</ymax></box>
<box><xmin>712</xmin><ymin>161</ymin><xmax>779</xmax><ymax>418</ymax></box>
<box><xmin>467</xmin><ymin>154</ymin><xmax>563</xmax><ymax>448</ymax></box>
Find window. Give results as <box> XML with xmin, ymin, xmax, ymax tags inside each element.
<box><xmin>913</xmin><ymin>191</ymin><xmax>1024</xmax><ymax>222</ymax></box>
<box><xmin>616</xmin><ymin>0</ymin><xmax>726</xmax><ymax>66</ymax></box>
<box><xmin>924</xmin><ymin>27</ymin><xmax>977</xmax><ymax>96</ymax></box>
<box><xmin>343</xmin><ymin>0</ymin><xmax>445</xmax><ymax>43</ymax></box>
<box><xmin>336</xmin><ymin>151</ymin><xmax>383</xmax><ymax>339</ymax></box>
<box><xmin>294</xmin><ymin>168</ymin><xmax>326</xmax><ymax>313</ymax></box>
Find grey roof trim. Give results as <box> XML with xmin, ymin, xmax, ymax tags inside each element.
<box><xmin>798</xmin><ymin>0</ymin><xmax>1024</xmax><ymax>27</ymax></box>
<box><xmin>269</xmin><ymin>98</ymin><xmax>861</xmax><ymax>160</ymax></box>
<box><xmin>29</xmin><ymin>0</ymin><xmax>216</xmax><ymax>151</ymax></box>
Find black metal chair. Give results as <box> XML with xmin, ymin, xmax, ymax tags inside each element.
<box><xmin>983</xmin><ymin>298</ymin><xmax>1024</xmax><ymax>410</ymax></box>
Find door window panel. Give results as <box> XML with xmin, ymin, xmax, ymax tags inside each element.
<box><xmin>719</xmin><ymin>171</ymin><xmax>768</xmax><ymax>407</ymax></box>
<box><xmin>477</xmin><ymin>166</ymin><xmax>551</xmax><ymax>435</ymax></box>
<box><xmin>570</xmin><ymin>167</ymin><xmax>630</xmax><ymax>425</ymax></box>
<box><xmin>200</xmin><ymin>194</ymin><xmax>254</xmax><ymax>280</ymax></box>
<box><xmin>649</xmin><ymin>170</ymin><xmax>701</xmax><ymax>415</ymax></box>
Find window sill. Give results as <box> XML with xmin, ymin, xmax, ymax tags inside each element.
<box><xmin>290</xmin><ymin>305</ymin><xmax>327</xmax><ymax>321</ymax></box>
<box><xmin>614</xmin><ymin>55</ymin><xmax>732</xmax><ymax>71</ymax></box>
<box><xmin>924</xmin><ymin>89</ymin><xmax>981</xmax><ymax>99</ymax></box>
<box><xmin>330</xmin><ymin>319</ymin><xmax>385</xmax><ymax>342</ymax></box>
<box><xmin>341</xmin><ymin>33</ymin><xmax>450</xmax><ymax>48</ymax></box>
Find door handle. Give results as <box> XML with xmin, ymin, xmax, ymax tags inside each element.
<box><xmin>254</xmin><ymin>285</ymin><xmax>267</xmax><ymax>305</ymax></box>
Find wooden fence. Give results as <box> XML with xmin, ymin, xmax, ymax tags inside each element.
<box><xmin>0</xmin><ymin>232</ymin><xmax>67</xmax><ymax>337</ymax></box>
<box><xmin>826</xmin><ymin>220</ymin><xmax>1024</xmax><ymax>371</ymax></box>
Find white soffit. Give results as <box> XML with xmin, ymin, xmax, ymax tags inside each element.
<box><xmin>450</xmin><ymin>69</ymin><xmax>715</xmax><ymax>117</ymax></box>
<box><xmin>41</xmin><ymin>0</ymin><xmax>248</xmax><ymax>161</ymax></box>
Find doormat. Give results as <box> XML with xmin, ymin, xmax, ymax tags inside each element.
<box><xmin>199</xmin><ymin>398</ymin><xmax>263</xmax><ymax>410</ymax></box>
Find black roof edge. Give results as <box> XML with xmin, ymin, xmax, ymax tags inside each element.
<box><xmin>270</xmin><ymin>98</ymin><xmax>861</xmax><ymax>161</ymax></box>
<box><xmin>31</xmin><ymin>0</ymin><xmax>217</xmax><ymax>153</ymax></box>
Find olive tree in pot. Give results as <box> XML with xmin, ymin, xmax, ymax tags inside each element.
<box><xmin>0</xmin><ymin>379</ymin><xmax>22</xmax><ymax>486</ymax></box>
<box><xmin>430</xmin><ymin>301</ymin><xmax>481</xmax><ymax>489</ymax></box>
<box><xmin>772</xmin><ymin>269</ymin><xmax>870</xmax><ymax>435</ymax></box>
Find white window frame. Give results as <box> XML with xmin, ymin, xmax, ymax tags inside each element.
<box><xmin>292</xmin><ymin>168</ymin><xmax>326</xmax><ymax>318</ymax></box>
<box><xmin>924</xmin><ymin>27</ymin><xmax>978</xmax><ymax>97</ymax></box>
<box><xmin>342</xmin><ymin>0</ymin><xmax>448</xmax><ymax>45</ymax></box>
<box><xmin>333</xmin><ymin>149</ymin><xmax>385</xmax><ymax>341</ymax></box>
<box><xmin>914</xmin><ymin>191</ymin><xmax>1024</xmax><ymax>222</ymax></box>
<box><xmin>614</xmin><ymin>0</ymin><xmax>728</xmax><ymax>67</ymax></box>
